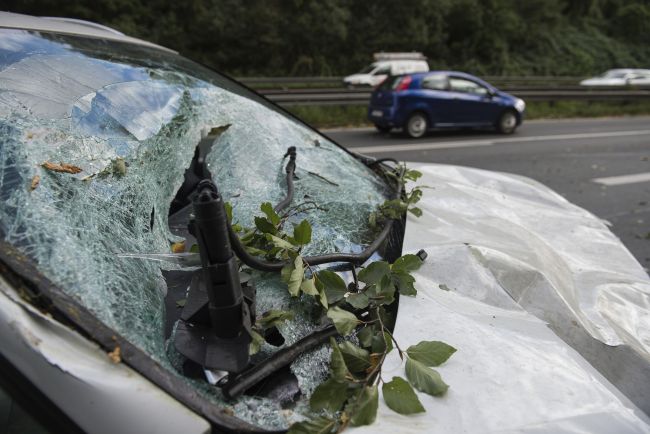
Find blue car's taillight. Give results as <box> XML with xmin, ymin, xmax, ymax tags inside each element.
<box><xmin>394</xmin><ymin>75</ymin><xmax>412</xmax><ymax>92</ymax></box>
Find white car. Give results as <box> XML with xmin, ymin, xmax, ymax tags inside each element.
<box><xmin>343</xmin><ymin>53</ymin><xmax>429</xmax><ymax>87</ymax></box>
<box><xmin>580</xmin><ymin>69</ymin><xmax>650</xmax><ymax>86</ymax></box>
<box><xmin>1</xmin><ymin>13</ymin><xmax>649</xmax><ymax>434</ymax></box>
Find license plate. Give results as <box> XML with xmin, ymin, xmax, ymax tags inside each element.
<box><xmin>371</xmin><ymin>110</ymin><xmax>383</xmax><ymax>117</ymax></box>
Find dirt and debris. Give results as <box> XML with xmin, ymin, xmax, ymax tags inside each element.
<box><xmin>170</xmin><ymin>241</ymin><xmax>185</xmax><ymax>253</ymax></box>
<box><xmin>41</xmin><ymin>161</ymin><xmax>82</xmax><ymax>174</ymax></box>
<box><xmin>108</xmin><ymin>346</ymin><xmax>121</xmax><ymax>363</ymax></box>
<box><xmin>222</xmin><ymin>408</ymin><xmax>235</xmax><ymax>416</ymax></box>
<box><xmin>83</xmin><ymin>158</ymin><xmax>127</xmax><ymax>181</ymax></box>
<box><xmin>208</xmin><ymin>124</ymin><xmax>231</xmax><ymax>136</ymax></box>
<box><xmin>29</xmin><ymin>175</ymin><xmax>40</xmax><ymax>191</ymax></box>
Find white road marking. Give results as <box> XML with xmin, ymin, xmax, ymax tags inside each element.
<box><xmin>349</xmin><ymin>129</ymin><xmax>650</xmax><ymax>154</ymax></box>
<box><xmin>592</xmin><ymin>172</ymin><xmax>650</xmax><ymax>186</ymax></box>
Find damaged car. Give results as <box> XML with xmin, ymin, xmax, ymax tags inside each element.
<box><xmin>1</xmin><ymin>12</ymin><xmax>650</xmax><ymax>434</ymax></box>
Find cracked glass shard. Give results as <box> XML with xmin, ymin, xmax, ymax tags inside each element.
<box><xmin>0</xmin><ymin>29</ymin><xmax>389</xmax><ymax>429</ymax></box>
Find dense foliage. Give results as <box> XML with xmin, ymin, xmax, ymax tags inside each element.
<box><xmin>7</xmin><ymin>0</ymin><xmax>650</xmax><ymax>77</ymax></box>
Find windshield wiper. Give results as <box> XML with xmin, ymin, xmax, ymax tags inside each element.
<box><xmin>272</xmin><ymin>146</ymin><xmax>296</xmax><ymax>213</ymax></box>
<box><xmin>227</xmin><ymin>154</ymin><xmax>402</xmax><ymax>272</ymax></box>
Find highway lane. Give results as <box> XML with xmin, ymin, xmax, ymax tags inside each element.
<box><xmin>325</xmin><ymin>116</ymin><xmax>650</xmax><ymax>272</ymax></box>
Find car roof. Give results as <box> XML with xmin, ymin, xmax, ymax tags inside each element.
<box><xmin>408</xmin><ymin>70</ymin><xmax>495</xmax><ymax>87</ymax></box>
<box><xmin>0</xmin><ymin>11</ymin><xmax>176</xmax><ymax>54</ymax></box>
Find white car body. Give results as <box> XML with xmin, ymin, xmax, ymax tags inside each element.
<box><xmin>580</xmin><ymin>68</ymin><xmax>650</xmax><ymax>86</ymax></box>
<box><xmin>343</xmin><ymin>59</ymin><xmax>429</xmax><ymax>87</ymax></box>
<box><xmin>1</xmin><ymin>13</ymin><xmax>649</xmax><ymax>434</ymax></box>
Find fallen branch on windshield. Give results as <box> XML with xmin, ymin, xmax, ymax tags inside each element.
<box><xmin>227</xmin><ymin>164</ymin><xmax>456</xmax><ymax>433</ymax></box>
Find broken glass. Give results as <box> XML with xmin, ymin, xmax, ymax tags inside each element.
<box><xmin>0</xmin><ymin>30</ymin><xmax>389</xmax><ymax>429</ymax></box>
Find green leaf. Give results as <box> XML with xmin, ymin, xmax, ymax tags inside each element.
<box><xmin>391</xmin><ymin>254</ymin><xmax>423</xmax><ymax>273</ymax></box>
<box><xmin>224</xmin><ymin>202</ymin><xmax>233</xmax><ymax>223</ymax></box>
<box><xmin>375</xmin><ymin>274</ymin><xmax>396</xmax><ymax>305</ymax></box>
<box><xmin>258</xmin><ymin>310</ymin><xmax>294</xmax><ymax>329</ymax></box>
<box><xmin>405</xmin><ymin>358</ymin><xmax>449</xmax><ymax>396</ymax></box>
<box><xmin>189</xmin><ymin>244</ymin><xmax>200</xmax><ymax>253</ymax></box>
<box><xmin>392</xmin><ymin>271</ymin><xmax>417</xmax><ymax>296</ymax></box>
<box><xmin>348</xmin><ymin>385</ymin><xmax>378</xmax><ymax>426</ymax></box>
<box><xmin>245</xmin><ymin>245</ymin><xmax>267</xmax><ymax>256</ymax></box>
<box><xmin>379</xmin><ymin>199</ymin><xmax>407</xmax><ymax>219</ymax></box>
<box><xmin>281</xmin><ymin>263</ymin><xmax>292</xmax><ymax>283</ymax></box>
<box><xmin>406</xmin><ymin>341</ymin><xmax>456</xmax><ymax>366</ymax></box>
<box><xmin>254</xmin><ymin>216</ymin><xmax>277</xmax><ymax>234</ymax></box>
<box><xmin>327</xmin><ymin>306</ymin><xmax>358</xmax><ymax>336</ymax></box>
<box><xmin>329</xmin><ymin>338</ymin><xmax>350</xmax><ymax>381</ymax></box>
<box><xmin>404</xmin><ymin>169</ymin><xmax>422</xmax><ymax>181</ymax></box>
<box><xmin>260</xmin><ymin>202</ymin><xmax>280</xmax><ymax>225</ymax></box>
<box><xmin>407</xmin><ymin>188</ymin><xmax>423</xmax><ymax>204</ymax></box>
<box><xmin>357</xmin><ymin>326</ymin><xmax>374</xmax><ymax>348</ymax></box>
<box><xmin>382</xmin><ymin>376</ymin><xmax>425</xmax><ymax>415</ymax></box>
<box><xmin>287</xmin><ymin>256</ymin><xmax>304</xmax><ymax>297</ymax></box>
<box><xmin>288</xmin><ymin>416</ymin><xmax>336</xmax><ymax>434</ymax></box>
<box><xmin>346</xmin><ymin>292</ymin><xmax>369</xmax><ymax>309</ymax></box>
<box><xmin>310</xmin><ymin>379</ymin><xmax>348</xmax><ymax>413</ymax></box>
<box><xmin>300</xmin><ymin>278</ymin><xmax>319</xmax><ymax>296</ymax></box>
<box><xmin>249</xmin><ymin>330</ymin><xmax>265</xmax><ymax>355</ymax></box>
<box><xmin>317</xmin><ymin>285</ymin><xmax>329</xmax><ymax>308</ymax></box>
<box><xmin>358</xmin><ymin>261</ymin><xmax>391</xmax><ymax>285</ymax></box>
<box><xmin>293</xmin><ymin>219</ymin><xmax>312</xmax><ymax>245</ymax></box>
<box><xmin>371</xmin><ymin>331</ymin><xmax>393</xmax><ymax>354</ymax></box>
<box><xmin>338</xmin><ymin>341</ymin><xmax>370</xmax><ymax>373</ymax></box>
<box><xmin>317</xmin><ymin>270</ymin><xmax>348</xmax><ymax>303</ymax></box>
<box><xmin>408</xmin><ymin>206</ymin><xmax>423</xmax><ymax>217</ymax></box>
<box><xmin>265</xmin><ymin>233</ymin><xmax>295</xmax><ymax>250</ymax></box>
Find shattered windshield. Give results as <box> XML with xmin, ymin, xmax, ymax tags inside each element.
<box><xmin>0</xmin><ymin>29</ymin><xmax>390</xmax><ymax>429</ymax></box>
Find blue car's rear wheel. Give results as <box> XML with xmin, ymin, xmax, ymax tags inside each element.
<box><xmin>405</xmin><ymin>112</ymin><xmax>428</xmax><ymax>138</ymax></box>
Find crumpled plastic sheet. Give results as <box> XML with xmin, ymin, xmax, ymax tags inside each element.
<box><xmin>0</xmin><ymin>32</ymin><xmax>389</xmax><ymax>429</ymax></box>
<box><xmin>369</xmin><ymin>163</ymin><xmax>650</xmax><ymax>432</ymax></box>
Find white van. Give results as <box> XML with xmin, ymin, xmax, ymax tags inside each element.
<box><xmin>343</xmin><ymin>52</ymin><xmax>429</xmax><ymax>87</ymax></box>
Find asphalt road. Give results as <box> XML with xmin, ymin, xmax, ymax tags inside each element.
<box><xmin>325</xmin><ymin>116</ymin><xmax>650</xmax><ymax>272</ymax></box>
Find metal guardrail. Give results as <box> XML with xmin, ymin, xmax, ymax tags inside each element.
<box><xmin>237</xmin><ymin>76</ymin><xmax>650</xmax><ymax>106</ymax></box>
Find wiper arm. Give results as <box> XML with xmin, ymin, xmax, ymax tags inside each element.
<box><xmin>273</xmin><ymin>146</ymin><xmax>296</xmax><ymax>213</ymax></box>
<box><xmin>229</xmin><ymin>159</ymin><xmax>403</xmax><ymax>272</ymax></box>
<box><xmin>221</xmin><ymin>324</ymin><xmax>338</xmax><ymax>399</ymax></box>
<box><xmin>229</xmin><ymin>219</ymin><xmax>394</xmax><ymax>272</ymax></box>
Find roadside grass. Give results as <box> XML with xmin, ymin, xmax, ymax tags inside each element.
<box><xmin>524</xmin><ymin>100</ymin><xmax>650</xmax><ymax>119</ymax></box>
<box><xmin>287</xmin><ymin>105</ymin><xmax>368</xmax><ymax>128</ymax></box>
<box><xmin>286</xmin><ymin>101</ymin><xmax>650</xmax><ymax>130</ymax></box>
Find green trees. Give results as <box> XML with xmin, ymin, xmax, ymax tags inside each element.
<box><xmin>5</xmin><ymin>0</ymin><xmax>650</xmax><ymax>76</ymax></box>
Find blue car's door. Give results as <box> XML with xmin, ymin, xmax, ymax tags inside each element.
<box><xmin>419</xmin><ymin>74</ymin><xmax>455</xmax><ymax>125</ymax></box>
<box><xmin>447</xmin><ymin>76</ymin><xmax>501</xmax><ymax>125</ymax></box>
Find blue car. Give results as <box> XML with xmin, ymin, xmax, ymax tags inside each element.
<box><xmin>368</xmin><ymin>71</ymin><xmax>526</xmax><ymax>138</ymax></box>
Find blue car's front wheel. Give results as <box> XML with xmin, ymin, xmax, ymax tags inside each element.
<box><xmin>405</xmin><ymin>112</ymin><xmax>428</xmax><ymax>138</ymax></box>
<box><xmin>497</xmin><ymin>110</ymin><xmax>518</xmax><ymax>134</ymax></box>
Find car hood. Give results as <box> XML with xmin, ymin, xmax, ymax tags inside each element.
<box><xmin>353</xmin><ymin>163</ymin><xmax>650</xmax><ymax>433</ymax></box>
